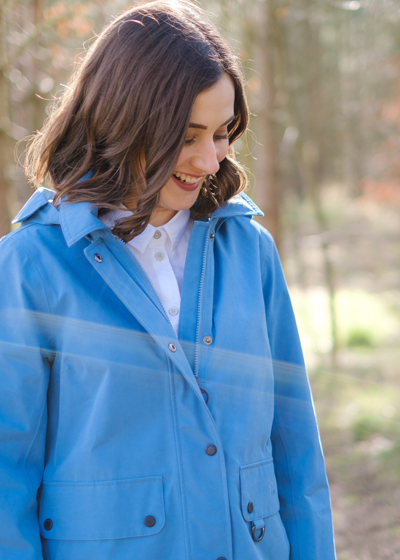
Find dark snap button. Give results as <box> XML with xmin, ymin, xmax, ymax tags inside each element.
<box><xmin>217</xmin><ymin>557</ymin><xmax>227</xmax><ymax>560</ymax></box>
<box><xmin>94</xmin><ymin>253</ymin><xmax>103</xmax><ymax>263</ymax></box>
<box><xmin>247</xmin><ymin>501</ymin><xmax>254</xmax><ymax>513</ymax></box>
<box><xmin>205</xmin><ymin>444</ymin><xmax>217</xmax><ymax>456</ymax></box>
<box><xmin>144</xmin><ymin>515</ymin><xmax>156</xmax><ymax>528</ymax></box>
<box><xmin>43</xmin><ymin>519</ymin><xmax>53</xmax><ymax>530</ymax></box>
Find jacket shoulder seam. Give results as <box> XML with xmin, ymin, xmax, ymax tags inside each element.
<box><xmin>1</xmin><ymin>222</ymin><xmax>58</xmax><ymax>244</ymax></box>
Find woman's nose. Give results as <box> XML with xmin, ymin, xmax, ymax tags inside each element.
<box><xmin>191</xmin><ymin>141</ymin><xmax>220</xmax><ymax>175</ymax></box>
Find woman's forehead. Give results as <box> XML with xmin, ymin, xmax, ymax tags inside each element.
<box><xmin>189</xmin><ymin>74</ymin><xmax>235</xmax><ymax>129</ymax></box>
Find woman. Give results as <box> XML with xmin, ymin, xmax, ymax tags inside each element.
<box><xmin>0</xmin><ymin>1</ymin><xmax>336</xmax><ymax>559</ymax></box>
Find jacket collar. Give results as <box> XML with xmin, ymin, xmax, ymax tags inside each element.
<box><xmin>211</xmin><ymin>193</ymin><xmax>263</xmax><ymax>219</ymax></box>
<box><xmin>12</xmin><ymin>187</ymin><xmax>109</xmax><ymax>248</ymax></box>
<box><xmin>59</xmin><ymin>200</ymin><xmax>109</xmax><ymax>247</ymax></box>
<box><xmin>12</xmin><ymin>187</ymin><xmax>59</xmax><ymax>224</ymax></box>
<box><xmin>13</xmin><ymin>188</ymin><xmax>263</xmax><ymax>247</ymax></box>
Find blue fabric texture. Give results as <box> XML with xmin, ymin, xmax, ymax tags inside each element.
<box><xmin>0</xmin><ymin>188</ymin><xmax>336</xmax><ymax>560</ymax></box>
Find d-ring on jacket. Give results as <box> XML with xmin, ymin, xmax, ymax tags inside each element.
<box><xmin>0</xmin><ymin>188</ymin><xmax>336</xmax><ymax>560</ymax></box>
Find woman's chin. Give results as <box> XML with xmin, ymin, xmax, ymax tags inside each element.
<box><xmin>164</xmin><ymin>179</ymin><xmax>202</xmax><ymax>208</ymax></box>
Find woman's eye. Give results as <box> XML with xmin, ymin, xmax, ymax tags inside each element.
<box><xmin>184</xmin><ymin>133</ymin><xmax>229</xmax><ymax>146</ymax></box>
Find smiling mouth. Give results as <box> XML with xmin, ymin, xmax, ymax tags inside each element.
<box><xmin>173</xmin><ymin>171</ymin><xmax>204</xmax><ymax>185</ymax></box>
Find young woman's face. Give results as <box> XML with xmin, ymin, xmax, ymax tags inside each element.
<box><xmin>150</xmin><ymin>73</ymin><xmax>235</xmax><ymax>226</ymax></box>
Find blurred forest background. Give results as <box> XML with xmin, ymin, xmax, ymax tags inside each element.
<box><xmin>1</xmin><ymin>0</ymin><xmax>399</xmax><ymax>557</ymax></box>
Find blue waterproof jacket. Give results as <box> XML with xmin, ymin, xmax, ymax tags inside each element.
<box><xmin>0</xmin><ymin>188</ymin><xmax>336</xmax><ymax>560</ymax></box>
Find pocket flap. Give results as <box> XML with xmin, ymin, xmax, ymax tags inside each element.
<box><xmin>39</xmin><ymin>476</ymin><xmax>165</xmax><ymax>540</ymax></box>
<box><xmin>240</xmin><ymin>459</ymin><xmax>280</xmax><ymax>522</ymax></box>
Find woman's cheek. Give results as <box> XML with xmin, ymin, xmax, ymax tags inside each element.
<box><xmin>217</xmin><ymin>140</ymin><xmax>230</xmax><ymax>162</ymax></box>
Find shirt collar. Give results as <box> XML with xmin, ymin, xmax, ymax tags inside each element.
<box><xmin>100</xmin><ymin>208</ymin><xmax>191</xmax><ymax>254</ymax></box>
<box><xmin>157</xmin><ymin>209</ymin><xmax>191</xmax><ymax>252</ymax></box>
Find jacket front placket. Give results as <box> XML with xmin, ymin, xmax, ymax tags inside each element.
<box><xmin>84</xmin><ymin>227</ymin><xmax>234</xmax><ymax>560</ymax></box>
<box><xmin>195</xmin><ymin>218</ymin><xmax>217</xmax><ymax>382</ymax></box>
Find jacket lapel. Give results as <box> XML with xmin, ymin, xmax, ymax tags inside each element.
<box><xmin>84</xmin><ymin>236</ymin><xmax>202</xmax><ymax>399</ymax></box>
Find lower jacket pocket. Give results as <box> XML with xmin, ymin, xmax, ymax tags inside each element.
<box><xmin>39</xmin><ymin>475</ymin><xmax>165</xmax><ymax>540</ymax></box>
<box><xmin>240</xmin><ymin>458</ymin><xmax>280</xmax><ymax>523</ymax></box>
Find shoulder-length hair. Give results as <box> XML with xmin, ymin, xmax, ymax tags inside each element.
<box><xmin>25</xmin><ymin>0</ymin><xmax>249</xmax><ymax>241</ymax></box>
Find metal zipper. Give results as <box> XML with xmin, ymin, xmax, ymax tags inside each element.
<box><xmin>193</xmin><ymin>226</ymin><xmax>211</xmax><ymax>379</ymax></box>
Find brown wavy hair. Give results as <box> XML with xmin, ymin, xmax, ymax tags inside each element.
<box><xmin>25</xmin><ymin>0</ymin><xmax>249</xmax><ymax>241</ymax></box>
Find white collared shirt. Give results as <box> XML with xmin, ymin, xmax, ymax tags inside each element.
<box><xmin>100</xmin><ymin>209</ymin><xmax>193</xmax><ymax>336</ymax></box>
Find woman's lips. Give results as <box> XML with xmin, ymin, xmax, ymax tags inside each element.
<box><xmin>171</xmin><ymin>174</ymin><xmax>202</xmax><ymax>192</ymax></box>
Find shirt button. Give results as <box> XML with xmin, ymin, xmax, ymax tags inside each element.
<box><xmin>205</xmin><ymin>444</ymin><xmax>217</xmax><ymax>456</ymax></box>
<box><xmin>203</xmin><ymin>335</ymin><xmax>213</xmax><ymax>345</ymax></box>
<box><xmin>247</xmin><ymin>502</ymin><xmax>254</xmax><ymax>513</ymax></box>
<box><xmin>94</xmin><ymin>253</ymin><xmax>103</xmax><ymax>263</ymax></box>
<box><xmin>144</xmin><ymin>515</ymin><xmax>156</xmax><ymax>527</ymax></box>
<box><xmin>168</xmin><ymin>343</ymin><xmax>177</xmax><ymax>352</ymax></box>
<box><xmin>169</xmin><ymin>307</ymin><xmax>179</xmax><ymax>316</ymax></box>
<box><xmin>155</xmin><ymin>252</ymin><xmax>164</xmax><ymax>261</ymax></box>
<box><xmin>153</xmin><ymin>230</ymin><xmax>161</xmax><ymax>239</ymax></box>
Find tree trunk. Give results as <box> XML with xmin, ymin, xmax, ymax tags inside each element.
<box><xmin>273</xmin><ymin>0</ymin><xmax>339</xmax><ymax>366</ymax></box>
<box><xmin>252</xmin><ymin>0</ymin><xmax>281</xmax><ymax>250</ymax></box>
<box><xmin>0</xmin><ymin>1</ymin><xmax>11</xmax><ymax>237</ymax></box>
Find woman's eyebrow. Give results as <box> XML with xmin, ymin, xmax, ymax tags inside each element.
<box><xmin>188</xmin><ymin>115</ymin><xmax>235</xmax><ymax>130</ymax></box>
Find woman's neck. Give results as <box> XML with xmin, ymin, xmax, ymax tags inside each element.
<box><xmin>149</xmin><ymin>208</ymin><xmax>178</xmax><ymax>227</ymax></box>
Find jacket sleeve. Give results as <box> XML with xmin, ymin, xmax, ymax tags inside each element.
<box><xmin>260</xmin><ymin>230</ymin><xmax>336</xmax><ymax>560</ymax></box>
<box><xmin>0</xmin><ymin>231</ymin><xmax>53</xmax><ymax>559</ymax></box>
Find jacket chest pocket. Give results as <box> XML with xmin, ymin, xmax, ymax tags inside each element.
<box><xmin>240</xmin><ymin>459</ymin><xmax>280</xmax><ymax>541</ymax></box>
<box><xmin>39</xmin><ymin>476</ymin><xmax>165</xmax><ymax>540</ymax></box>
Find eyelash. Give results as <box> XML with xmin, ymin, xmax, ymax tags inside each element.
<box><xmin>185</xmin><ymin>134</ymin><xmax>229</xmax><ymax>146</ymax></box>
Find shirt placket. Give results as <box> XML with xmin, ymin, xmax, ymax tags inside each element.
<box><xmin>149</xmin><ymin>229</ymin><xmax>181</xmax><ymax>335</ymax></box>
